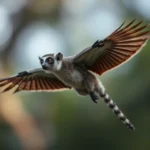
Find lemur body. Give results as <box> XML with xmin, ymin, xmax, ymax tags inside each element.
<box><xmin>40</xmin><ymin>53</ymin><xmax>134</xmax><ymax>130</ymax></box>
<box><xmin>42</xmin><ymin>55</ymin><xmax>102</xmax><ymax>98</ymax></box>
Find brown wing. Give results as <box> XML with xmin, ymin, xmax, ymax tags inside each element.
<box><xmin>73</xmin><ymin>19</ymin><xmax>150</xmax><ymax>75</ymax></box>
<box><xmin>0</xmin><ymin>68</ymin><xmax>71</xmax><ymax>93</ymax></box>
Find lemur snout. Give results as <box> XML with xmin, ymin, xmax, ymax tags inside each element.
<box><xmin>42</xmin><ymin>65</ymin><xmax>48</xmax><ymax>70</ymax></box>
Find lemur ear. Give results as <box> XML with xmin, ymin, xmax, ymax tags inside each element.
<box><xmin>56</xmin><ymin>52</ymin><xmax>63</xmax><ymax>61</ymax></box>
<box><xmin>38</xmin><ymin>56</ymin><xmax>42</xmax><ymax>61</ymax></box>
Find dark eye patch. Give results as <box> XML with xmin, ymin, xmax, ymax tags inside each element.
<box><xmin>46</xmin><ymin>57</ymin><xmax>54</xmax><ymax>64</ymax></box>
<box><xmin>40</xmin><ymin>59</ymin><xmax>44</xmax><ymax>64</ymax></box>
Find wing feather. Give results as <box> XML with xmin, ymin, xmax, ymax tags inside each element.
<box><xmin>2</xmin><ymin>78</ymin><xmax>21</xmax><ymax>93</ymax></box>
<box><xmin>15</xmin><ymin>78</ymin><xmax>28</xmax><ymax>93</ymax></box>
<box><xmin>41</xmin><ymin>78</ymin><xmax>48</xmax><ymax>89</ymax></box>
<box><xmin>31</xmin><ymin>78</ymin><xmax>36</xmax><ymax>90</ymax></box>
<box><xmin>25</xmin><ymin>78</ymin><xmax>31</xmax><ymax>90</ymax></box>
<box><xmin>0</xmin><ymin>68</ymin><xmax>71</xmax><ymax>93</ymax></box>
<box><xmin>13</xmin><ymin>78</ymin><xmax>26</xmax><ymax>93</ymax></box>
<box><xmin>73</xmin><ymin>20</ymin><xmax>150</xmax><ymax>75</ymax></box>
<box><xmin>38</xmin><ymin>77</ymin><xmax>44</xmax><ymax>89</ymax></box>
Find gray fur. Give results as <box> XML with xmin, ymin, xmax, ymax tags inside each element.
<box><xmin>41</xmin><ymin>53</ymin><xmax>135</xmax><ymax>131</ymax></box>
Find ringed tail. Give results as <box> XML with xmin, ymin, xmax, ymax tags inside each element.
<box><xmin>100</xmin><ymin>92</ymin><xmax>135</xmax><ymax>131</ymax></box>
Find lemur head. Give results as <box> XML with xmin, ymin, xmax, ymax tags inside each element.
<box><xmin>39</xmin><ymin>52</ymin><xmax>63</xmax><ymax>71</ymax></box>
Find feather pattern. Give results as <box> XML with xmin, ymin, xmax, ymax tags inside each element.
<box><xmin>0</xmin><ymin>68</ymin><xmax>71</xmax><ymax>93</ymax></box>
<box><xmin>73</xmin><ymin>20</ymin><xmax>150</xmax><ymax>75</ymax></box>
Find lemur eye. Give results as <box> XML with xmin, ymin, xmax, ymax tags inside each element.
<box><xmin>47</xmin><ymin>58</ymin><xmax>54</xmax><ymax>64</ymax></box>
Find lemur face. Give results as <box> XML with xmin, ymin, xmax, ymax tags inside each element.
<box><xmin>39</xmin><ymin>53</ymin><xmax>63</xmax><ymax>71</ymax></box>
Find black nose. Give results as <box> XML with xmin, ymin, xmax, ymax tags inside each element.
<box><xmin>42</xmin><ymin>65</ymin><xmax>48</xmax><ymax>70</ymax></box>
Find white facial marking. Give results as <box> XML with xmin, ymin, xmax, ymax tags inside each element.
<box><xmin>42</xmin><ymin>57</ymin><xmax>47</xmax><ymax>63</ymax></box>
<box><xmin>40</xmin><ymin>57</ymin><xmax>48</xmax><ymax>66</ymax></box>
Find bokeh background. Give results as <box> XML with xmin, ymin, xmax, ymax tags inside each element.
<box><xmin>0</xmin><ymin>0</ymin><xmax>150</xmax><ymax>150</ymax></box>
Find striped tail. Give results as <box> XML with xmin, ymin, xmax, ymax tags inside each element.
<box><xmin>100</xmin><ymin>92</ymin><xmax>135</xmax><ymax>131</ymax></box>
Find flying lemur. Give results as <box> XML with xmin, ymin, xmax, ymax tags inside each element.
<box><xmin>0</xmin><ymin>19</ymin><xmax>150</xmax><ymax>131</ymax></box>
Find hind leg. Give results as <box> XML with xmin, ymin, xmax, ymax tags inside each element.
<box><xmin>83</xmin><ymin>73</ymin><xmax>100</xmax><ymax>103</ymax></box>
<box><xmin>90</xmin><ymin>80</ymin><xmax>106</xmax><ymax>103</ymax></box>
<box><xmin>89</xmin><ymin>92</ymin><xmax>99</xmax><ymax>103</ymax></box>
<box><xmin>75</xmin><ymin>89</ymin><xmax>99</xmax><ymax>103</ymax></box>
<box><xmin>76</xmin><ymin>89</ymin><xmax>99</xmax><ymax>103</ymax></box>
<box><xmin>75</xmin><ymin>89</ymin><xmax>88</xmax><ymax>96</ymax></box>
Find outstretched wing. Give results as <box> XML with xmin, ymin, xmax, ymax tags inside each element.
<box><xmin>0</xmin><ymin>68</ymin><xmax>71</xmax><ymax>93</ymax></box>
<box><xmin>73</xmin><ymin>20</ymin><xmax>150</xmax><ymax>75</ymax></box>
